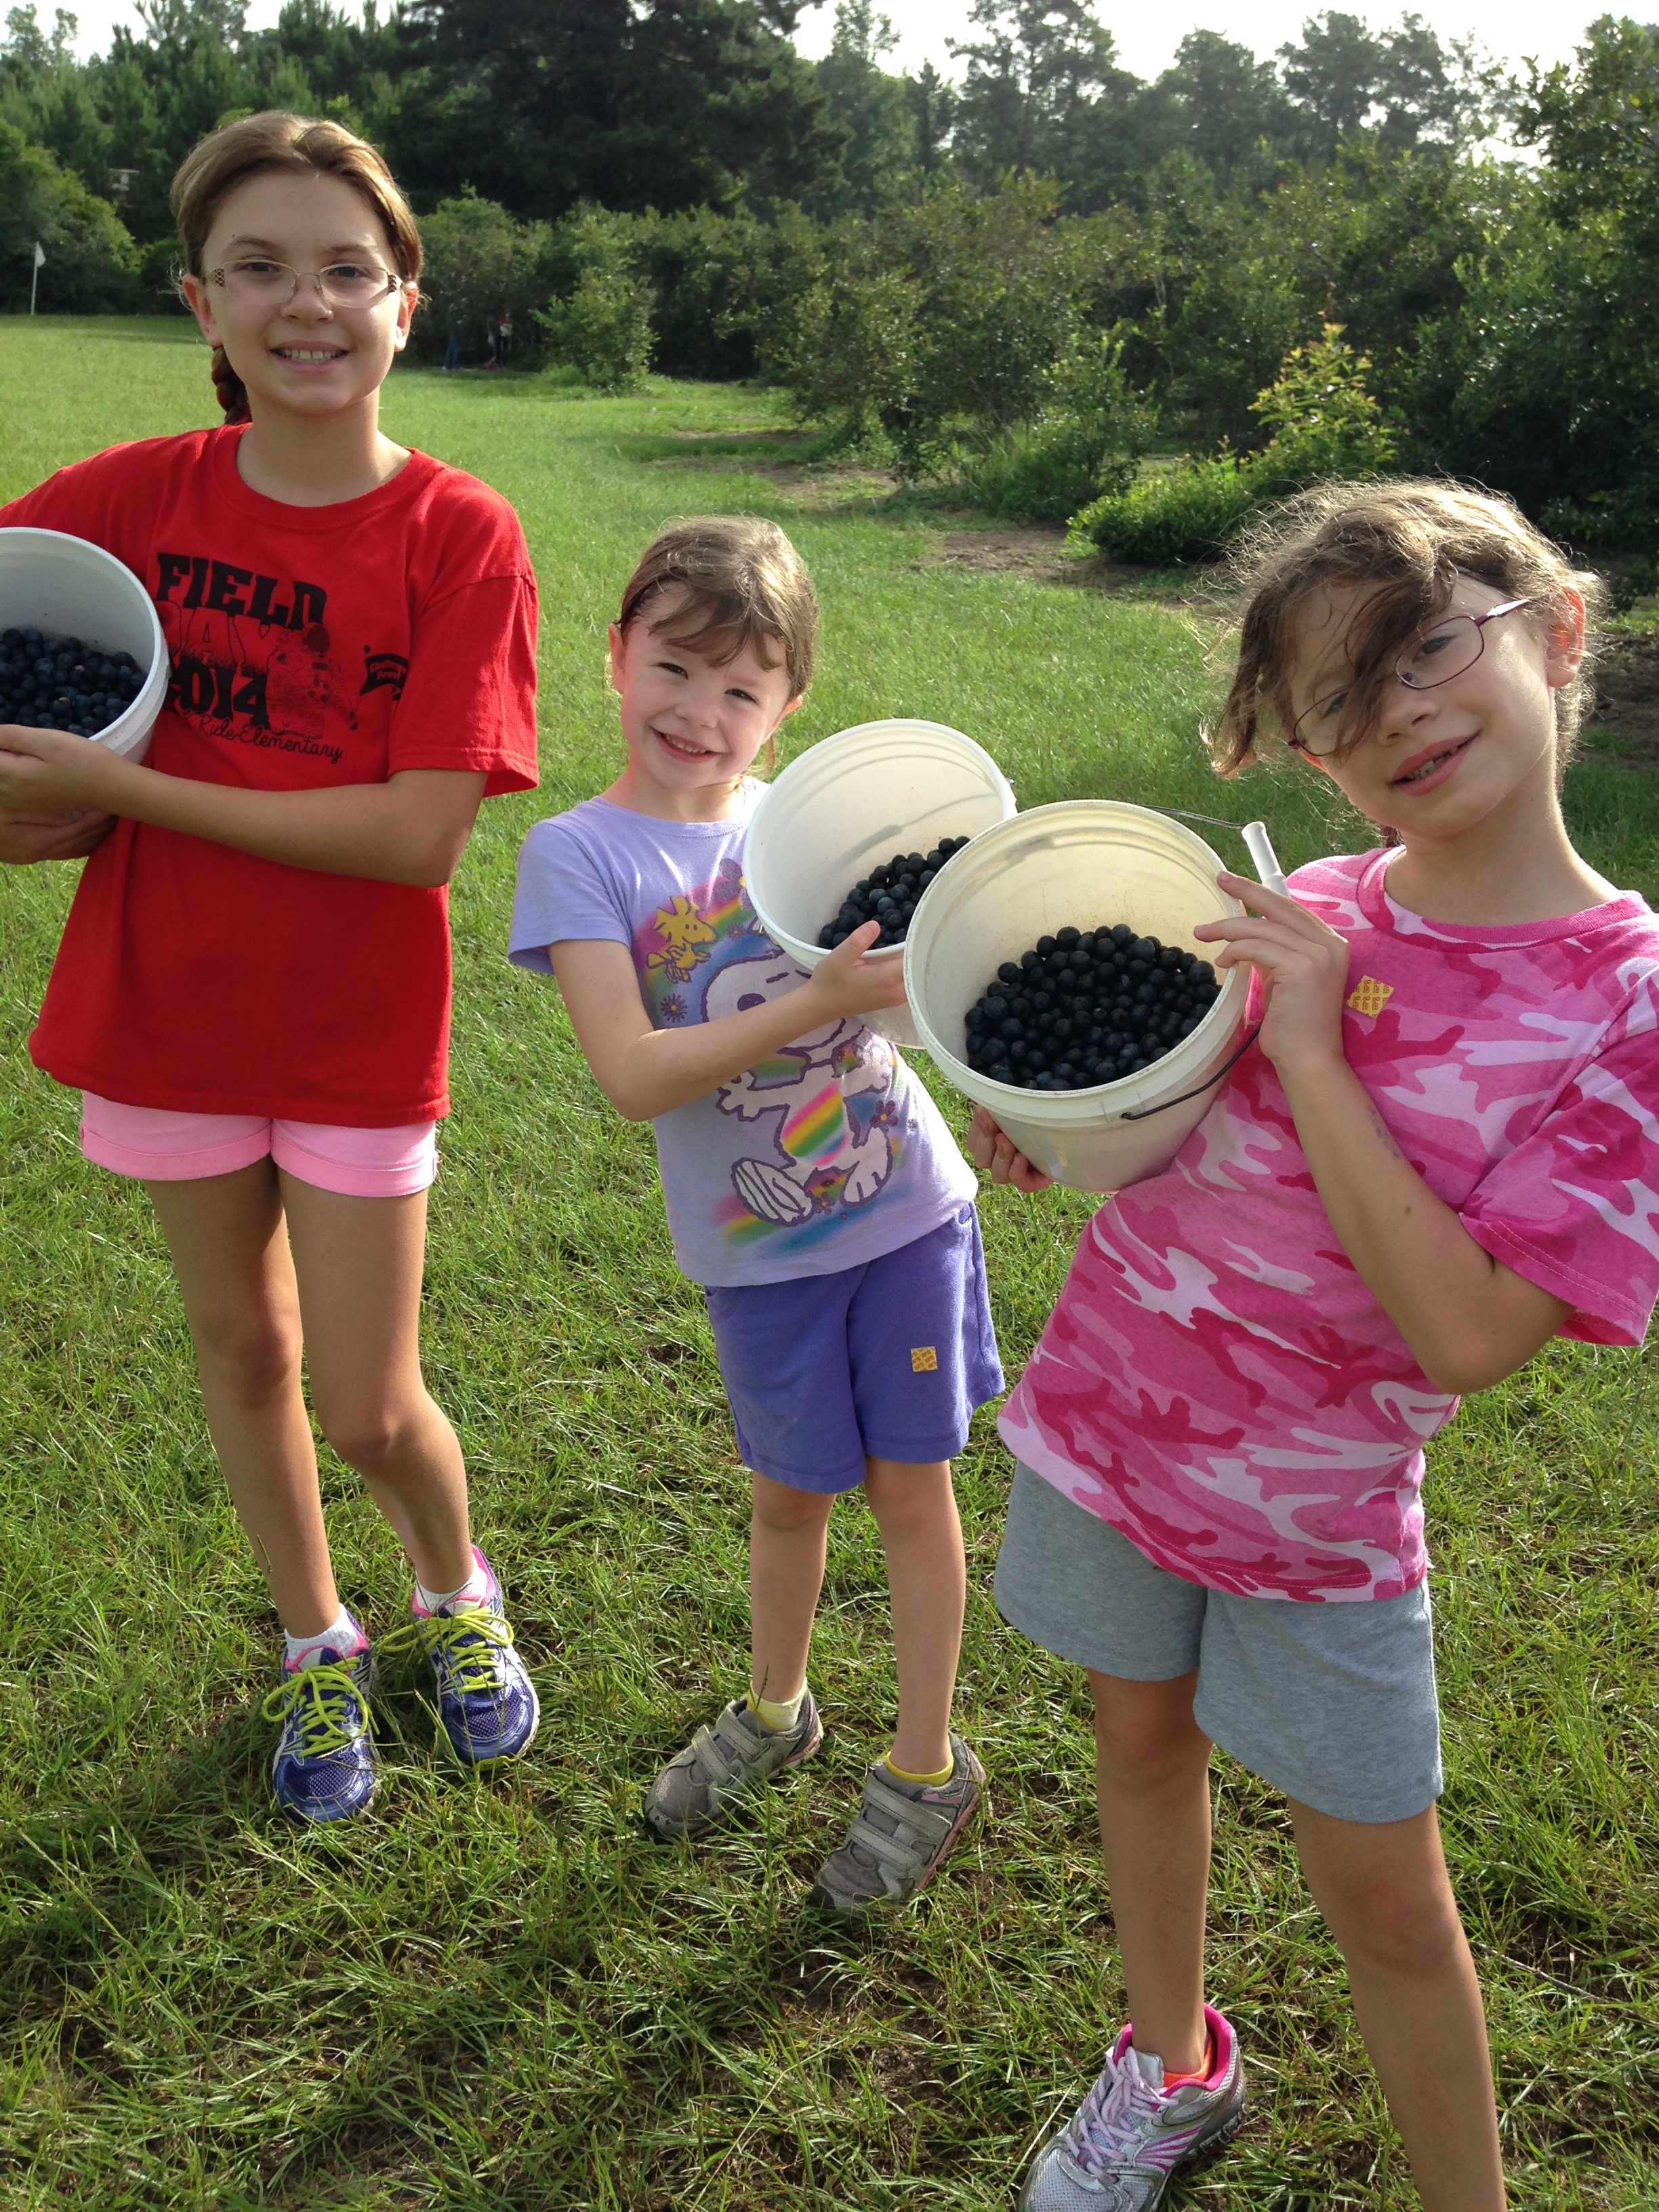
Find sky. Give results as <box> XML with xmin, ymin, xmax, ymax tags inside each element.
<box><xmin>57</xmin><ymin>0</ymin><xmax>1601</xmax><ymax>85</ymax></box>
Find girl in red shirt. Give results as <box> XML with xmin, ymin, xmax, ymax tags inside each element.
<box><xmin>0</xmin><ymin>112</ymin><xmax>541</xmax><ymax>1822</ymax></box>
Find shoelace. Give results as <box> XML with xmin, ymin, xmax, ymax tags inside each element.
<box><xmin>380</xmin><ymin>1607</ymin><xmax>516</xmax><ymax>1696</ymax></box>
<box><xmin>262</xmin><ymin>1658</ymin><xmax>369</xmax><ymax>1757</ymax></box>
<box><xmin>1069</xmin><ymin>2051</ymin><xmax>1164</xmax><ymax>2173</ymax></box>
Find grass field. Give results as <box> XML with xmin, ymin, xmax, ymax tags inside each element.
<box><xmin>1</xmin><ymin>314</ymin><xmax>1656</xmax><ymax>2211</ymax></box>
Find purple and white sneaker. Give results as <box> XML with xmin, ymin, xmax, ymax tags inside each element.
<box><xmin>1020</xmin><ymin>2005</ymin><xmax>1246</xmax><ymax>2211</ymax></box>
<box><xmin>264</xmin><ymin>1640</ymin><xmax>377</xmax><ymax>1824</ymax></box>
<box><xmin>381</xmin><ymin>1546</ymin><xmax>539</xmax><ymax>1769</ymax></box>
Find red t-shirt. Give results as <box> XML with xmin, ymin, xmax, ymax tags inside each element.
<box><xmin>1</xmin><ymin>428</ymin><xmax>539</xmax><ymax>1124</ymax></box>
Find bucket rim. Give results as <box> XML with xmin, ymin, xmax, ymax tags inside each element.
<box><xmin>902</xmin><ymin>796</ymin><xmax>1250</xmax><ymax>1114</ymax></box>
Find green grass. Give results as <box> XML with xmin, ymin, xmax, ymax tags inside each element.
<box><xmin>1</xmin><ymin>314</ymin><xmax>1656</xmax><ymax>2209</ymax></box>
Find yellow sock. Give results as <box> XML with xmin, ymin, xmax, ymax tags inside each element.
<box><xmin>884</xmin><ymin>1750</ymin><xmax>955</xmax><ymax>1788</ymax></box>
<box><xmin>751</xmin><ymin>1685</ymin><xmax>807</xmax><ymax>1734</ymax></box>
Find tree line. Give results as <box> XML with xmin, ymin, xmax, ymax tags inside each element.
<box><xmin>4</xmin><ymin>2</ymin><xmax>1659</xmax><ymax>567</ymax></box>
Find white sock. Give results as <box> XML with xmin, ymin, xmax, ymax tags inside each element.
<box><xmin>283</xmin><ymin>1603</ymin><xmax>365</xmax><ymax>1671</ymax></box>
<box><xmin>415</xmin><ymin>1549</ymin><xmax>490</xmax><ymax>1615</ymax></box>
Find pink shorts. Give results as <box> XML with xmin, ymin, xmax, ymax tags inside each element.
<box><xmin>80</xmin><ymin>1093</ymin><xmax>438</xmax><ymax>1197</ymax></box>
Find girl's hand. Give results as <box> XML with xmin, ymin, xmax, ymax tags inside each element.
<box><xmin>968</xmin><ymin>1105</ymin><xmax>1054</xmax><ymax>1192</ymax></box>
<box><xmin>0</xmin><ymin>804</ymin><xmax>117</xmax><ymax>863</ymax></box>
<box><xmin>800</xmin><ymin>920</ymin><xmax>910</xmax><ymax>1021</ymax></box>
<box><xmin>1193</xmin><ymin>869</ymin><xmax>1351</xmax><ymax>1075</ymax></box>
<box><xmin>0</xmin><ymin>726</ymin><xmax>124</xmax><ymax>816</ymax></box>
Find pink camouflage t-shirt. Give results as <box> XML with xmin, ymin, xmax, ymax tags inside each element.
<box><xmin>999</xmin><ymin>848</ymin><xmax>1659</xmax><ymax>1603</ymax></box>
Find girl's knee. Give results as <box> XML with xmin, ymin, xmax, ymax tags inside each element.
<box><xmin>315</xmin><ymin>1391</ymin><xmax>432</xmax><ymax>1473</ymax></box>
<box><xmin>1089</xmin><ymin>1671</ymin><xmax>1208</xmax><ymax>1782</ymax></box>
<box><xmin>1322</xmin><ymin>1862</ymin><xmax>1466</xmax><ymax>1977</ymax></box>
<box><xmin>191</xmin><ymin>1311</ymin><xmax>302</xmax><ymax>1406</ymax></box>
<box><xmin>862</xmin><ymin>1457</ymin><xmax>955</xmax><ymax>1533</ymax></box>
<box><xmin>750</xmin><ymin>1472</ymin><xmax>834</xmax><ymax>1534</ymax></box>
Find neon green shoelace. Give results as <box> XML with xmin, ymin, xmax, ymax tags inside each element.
<box><xmin>262</xmin><ymin>1658</ymin><xmax>370</xmax><ymax>1757</ymax></box>
<box><xmin>380</xmin><ymin>1608</ymin><xmax>516</xmax><ymax>1697</ymax></box>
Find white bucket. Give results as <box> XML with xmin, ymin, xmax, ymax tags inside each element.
<box><xmin>745</xmin><ymin>719</ymin><xmax>1017</xmax><ymax>1046</ymax></box>
<box><xmin>905</xmin><ymin>801</ymin><xmax>1252</xmax><ymax>1191</ymax></box>
<box><xmin>0</xmin><ymin>527</ymin><xmax>167</xmax><ymax>763</ymax></box>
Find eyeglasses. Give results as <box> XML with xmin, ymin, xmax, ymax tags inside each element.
<box><xmin>1290</xmin><ymin>598</ymin><xmax>1531</xmax><ymax>756</ymax></box>
<box><xmin>208</xmin><ymin>257</ymin><xmax>406</xmax><ymax>310</ymax></box>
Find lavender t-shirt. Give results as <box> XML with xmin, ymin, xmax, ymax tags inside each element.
<box><xmin>508</xmin><ymin>789</ymin><xmax>977</xmax><ymax>1287</ymax></box>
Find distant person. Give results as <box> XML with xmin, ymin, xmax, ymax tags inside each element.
<box><xmin>493</xmin><ymin>310</ymin><xmax>512</xmax><ymax>369</ymax></box>
<box><xmin>977</xmin><ymin>480</ymin><xmax>1659</xmax><ymax>2211</ymax></box>
<box><xmin>483</xmin><ymin>312</ymin><xmax>499</xmax><ymax>368</ymax></box>
<box><xmin>509</xmin><ymin>518</ymin><xmax>1002</xmax><ymax>1909</ymax></box>
<box><xmin>443</xmin><ymin>300</ymin><xmax>462</xmax><ymax>371</ymax></box>
<box><xmin>0</xmin><ymin>110</ymin><xmax>542</xmax><ymax>1824</ymax></box>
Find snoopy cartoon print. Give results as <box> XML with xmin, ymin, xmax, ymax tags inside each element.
<box><xmin>705</xmin><ymin>946</ymin><xmax>897</xmax><ymax>1227</ymax></box>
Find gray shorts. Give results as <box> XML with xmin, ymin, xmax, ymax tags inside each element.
<box><xmin>995</xmin><ymin>1464</ymin><xmax>1442</xmax><ymax>1825</ymax></box>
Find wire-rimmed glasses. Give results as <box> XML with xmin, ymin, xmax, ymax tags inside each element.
<box><xmin>1290</xmin><ymin>598</ymin><xmax>1530</xmax><ymax>756</ymax></box>
<box><xmin>208</xmin><ymin>256</ymin><xmax>407</xmax><ymax>310</ymax></box>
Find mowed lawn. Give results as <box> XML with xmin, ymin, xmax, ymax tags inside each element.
<box><xmin>1</xmin><ymin>314</ymin><xmax>1656</xmax><ymax>2211</ymax></box>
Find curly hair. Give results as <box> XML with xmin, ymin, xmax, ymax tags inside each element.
<box><xmin>1210</xmin><ymin>478</ymin><xmax>1604</xmax><ymax>781</ymax></box>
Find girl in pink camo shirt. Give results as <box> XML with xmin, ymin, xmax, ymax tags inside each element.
<box><xmin>981</xmin><ymin>483</ymin><xmax>1659</xmax><ymax>2212</ymax></box>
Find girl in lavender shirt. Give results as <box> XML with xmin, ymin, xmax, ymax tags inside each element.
<box><xmin>983</xmin><ymin>483</ymin><xmax>1659</xmax><ymax>2212</ymax></box>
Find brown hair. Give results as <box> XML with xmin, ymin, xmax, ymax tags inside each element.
<box><xmin>1210</xmin><ymin>478</ymin><xmax>1604</xmax><ymax>780</ymax></box>
<box><xmin>617</xmin><ymin>518</ymin><xmax>818</xmax><ymax>775</ymax></box>
<box><xmin>170</xmin><ymin>110</ymin><xmax>422</xmax><ymax>426</ymax></box>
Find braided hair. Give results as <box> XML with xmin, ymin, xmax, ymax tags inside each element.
<box><xmin>209</xmin><ymin>344</ymin><xmax>251</xmax><ymax>426</ymax></box>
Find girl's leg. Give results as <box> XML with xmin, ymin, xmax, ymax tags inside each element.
<box><xmin>1290</xmin><ymin>1800</ymin><xmax>1506</xmax><ymax>2211</ymax></box>
<box><xmin>1088</xmin><ymin>1668</ymin><xmax>1214</xmax><ymax>2076</ymax></box>
<box><xmin>748</xmin><ymin>1469</ymin><xmax>835</xmax><ymax>1706</ymax></box>
<box><xmin>279</xmin><ymin>1176</ymin><xmax>473</xmax><ymax>1597</ymax></box>
<box><xmin>862</xmin><ymin>1456</ymin><xmax>966</xmax><ymax>1778</ymax></box>
<box><xmin>144</xmin><ymin>1163</ymin><xmax>335</xmax><ymax>1637</ymax></box>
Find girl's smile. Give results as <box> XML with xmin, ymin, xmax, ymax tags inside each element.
<box><xmin>606</xmin><ymin>588</ymin><xmax>801</xmax><ymax>823</ymax></box>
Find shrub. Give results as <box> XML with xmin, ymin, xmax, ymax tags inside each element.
<box><xmin>966</xmin><ymin>331</ymin><xmax>1155</xmax><ymax>523</ymax></box>
<box><xmin>1072</xmin><ymin>456</ymin><xmax>1258</xmax><ymax>565</ymax></box>
<box><xmin>1248</xmin><ymin>322</ymin><xmax>1397</xmax><ymax>491</ymax></box>
<box><xmin>0</xmin><ymin>120</ymin><xmax>135</xmax><ymax>312</ymax></box>
<box><xmin>534</xmin><ymin>207</ymin><xmax>654</xmax><ymax>390</ymax></box>
<box><xmin>415</xmin><ymin>190</ymin><xmax>556</xmax><ymax>365</ymax></box>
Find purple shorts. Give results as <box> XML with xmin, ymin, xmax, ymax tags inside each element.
<box><xmin>703</xmin><ymin>1204</ymin><xmax>1004</xmax><ymax>1494</ymax></box>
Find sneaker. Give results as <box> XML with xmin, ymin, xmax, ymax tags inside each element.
<box><xmin>1019</xmin><ymin>2005</ymin><xmax>1246</xmax><ymax>2211</ymax></box>
<box><xmin>809</xmin><ymin>1736</ymin><xmax>985</xmax><ymax>1910</ymax></box>
<box><xmin>643</xmin><ymin>1692</ymin><xmax>823</xmax><ymax>1840</ymax></box>
<box><xmin>378</xmin><ymin>1546</ymin><xmax>539</xmax><ymax>1769</ymax></box>
<box><xmin>264</xmin><ymin>1644</ymin><xmax>377</xmax><ymax>1824</ymax></box>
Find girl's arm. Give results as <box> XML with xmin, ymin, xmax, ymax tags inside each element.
<box><xmin>0</xmin><ymin>805</ymin><xmax>116</xmax><ymax>864</ymax></box>
<box><xmin>552</xmin><ymin>922</ymin><xmax>907</xmax><ymax>1123</ymax></box>
<box><xmin>0</xmin><ymin>729</ymin><xmax>484</xmax><ymax>887</ymax></box>
<box><xmin>1195</xmin><ymin>872</ymin><xmax>1570</xmax><ymax>1395</ymax></box>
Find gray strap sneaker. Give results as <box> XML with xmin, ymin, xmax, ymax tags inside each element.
<box><xmin>809</xmin><ymin>1736</ymin><xmax>985</xmax><ymax>1910</ymax></box>
<box><xmin>643</xmin><ymin>1692</ymin><xmax>823</xmax><ymax>1840</ymax></box>
<box><xmin>1020</xmin><ymin>2005</ymin><xmax>1246</xmax><ymax>2211</ymax></box>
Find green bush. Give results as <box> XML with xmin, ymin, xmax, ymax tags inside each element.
<box><xmin>1247</xmin><ymin>321</ymin><xmax>1397</xmax><ymax>491</ymax></box>
<box><xmin>535</xmin><ymin>208</ymin><xmax>655</xmax><ymax>391</ymax></box>
<box><xmin>414</xmin><ymin>191</ymin><xmax>557</xmax><ymax>365</ymax></box>
<box><xmin>968</xmin><ymin>423</ymin><xmax>1134</xmax><ymax>524</ymax></box>
<box><xmin>0</xmin><ymin>119</ymin><xmax>135</xmax><ymax>312</ymax></box>
<box><xmin>1072</xmin><ymin>455</ymin><xmax>1258</xmax><ymax>564</ymax></box>
<box><xmin>965</xmin><ymin>330</ymin><xmax>1155</xmax><ymax>523</ymax></box>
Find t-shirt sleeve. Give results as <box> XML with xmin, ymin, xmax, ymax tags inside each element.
<box><xmin>508</xmin><ymin>816</ymin><xmax>632</xmax><ymax>974</ymax></box>
<box><xmin>388</xmin><ymin>571</ymin><xmax>539</xmax><ymax>796</ymax></box>
<box><xmin>1460</xmin><ymin>983</ymin><xmax>1659</xmax><ymax>1346</ymax></box>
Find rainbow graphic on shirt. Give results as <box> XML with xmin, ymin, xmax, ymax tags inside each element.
<box><xmin>780</xmin><ymin>1081</ymin><xmax>848</xmax><ymax>1162</ymax></box>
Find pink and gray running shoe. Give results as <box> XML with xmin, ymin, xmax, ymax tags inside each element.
<box><xmin>1020</xmin><ymin>2004</ymin><xmax>1246</xmax><ymax>2211</ymax></box>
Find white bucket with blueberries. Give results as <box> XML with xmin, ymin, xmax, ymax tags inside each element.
<box><xmin>745</xmin><ymin>718</ymin><xmax>1018</xmax><ymax>1047</ymax></box>
<box><xmin>0</xmin><ymin>527</ymin><xmax>167</xmax><ymax>763</ymax></box>
<box><xmin>904</xmin><ymin>801</ymin><xmax>1252</xmax><ymax>1191</ymax></box>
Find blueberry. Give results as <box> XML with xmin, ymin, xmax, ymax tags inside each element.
<box><xmin>1056</xmin><ymin>926</ymin><xmax>1080</xmax><ymax>948</ymax></box>
<box><xmin>1036</xmin><ymin>935</ymin><xmax>1057</xmax><ymax>957</ymax></box>
<box><xmin>1192</xmin><ymin>961</ymin><xmax>1216</xmax><ymax>987</ymax></box>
